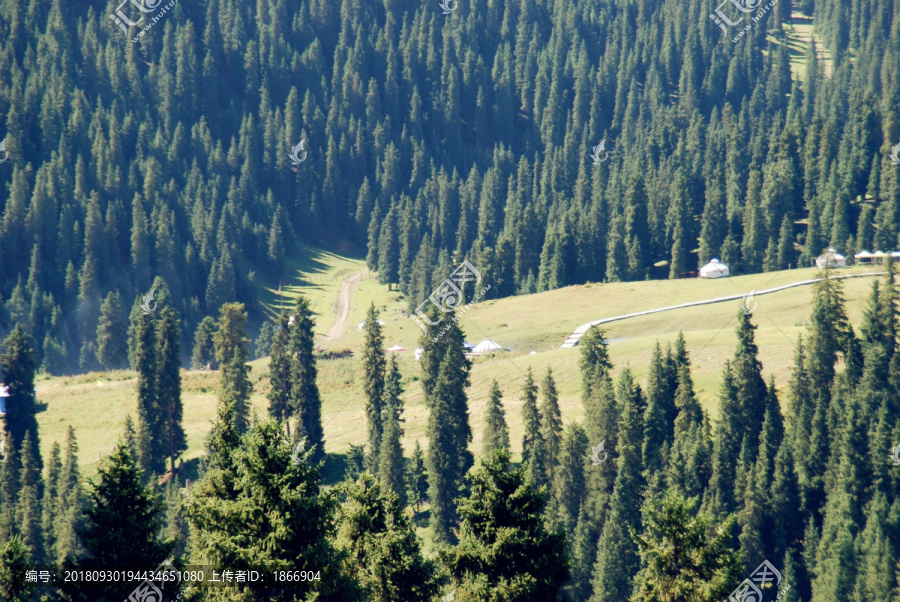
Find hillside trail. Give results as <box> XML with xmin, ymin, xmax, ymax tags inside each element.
<box><xmin>324</xmin><ymin>270</ymin><xmax>367</xmax><ymax>340</ymax></box>
<box><xmin>560</xmin><ymin>271</ymin><xmax>885</xmax><ymax>348</ymax></box>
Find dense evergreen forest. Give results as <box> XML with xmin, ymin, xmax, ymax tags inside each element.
<box><xmin>1</xmin><ymin>0</ymin><xmax>899</xmax><ymax>370</ymax></box>
<box><xmin>2</xmin><ymin>0</ymin><xmax>900</xmax><ymax>599</ymax></box>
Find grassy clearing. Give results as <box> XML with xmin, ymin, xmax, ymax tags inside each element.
<box><xmin>783</xmin><ymin>9</ymin><xmax>832</xmax><ymax>81</ymax></box>
<box><xmin>35</xmin><ymin>260</ymin><xmax>884</xmax><ymax>480</ymax></box>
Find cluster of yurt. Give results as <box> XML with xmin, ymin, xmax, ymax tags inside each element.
<box><xmin>854</xmin><ymin>250</ymin><xmax>900</xmax><ymax>265</ymax></box>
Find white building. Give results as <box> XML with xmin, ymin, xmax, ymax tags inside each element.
<box><xmin>815</xmin><ymin>248</ymin><xmax>846</xmax><ymax>269</ymax></box>
<box><xmin>699</xmin><ymin>259</ymin><xmax>730</xmax><ymax>279</ymax></box>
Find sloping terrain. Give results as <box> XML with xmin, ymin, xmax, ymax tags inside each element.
<box><xmin>34</xmin><ymin>262</ymin><xmax>884</xmax><ymax>477</ymax></box>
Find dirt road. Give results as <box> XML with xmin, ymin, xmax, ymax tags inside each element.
<box><xmin>324</xmin><ymin>270</ymin><xmax>367</xmax><ymax>340</ymax></box>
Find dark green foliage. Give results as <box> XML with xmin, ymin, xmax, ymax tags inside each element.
<box><xmin>287</xmin><ymin>296</ymin><xmax>325</xmax><ymax>464</ymax></box>
<box><xmin>133</xmin><ymin>312</ymin><xmax>164</xmax><ymax>475</ymax></box>
<box><xmin>186</xmin><ymin>420</ymin><xmax>358</xmax><ymax>601</ymax></box>
<box><xmin>552</xmin><ymin>423</ymin><xmax>589</xmax><ymax>534</ymax></box>
<box><xmin>482</xmin><ymin>379</ymin><xmax>510</xmax><ymax>456</ymax></box>
<box><xmin>213</xmin><ymin>303</ymin><xmax>251</xmax><ymax>436</ymax></box>
<box><xmin>0</xmin><ymin>326</ymin><xmax>41</xmax><ymax>468</ymax></box>
<box><xmin>267</xmin><ymin>312</ymin><xmax>292</xmax><ymax>425</ymax></box>
<box><xmin>378</xmin><ymin>357</ymin><xmax>406</xmax><ymax>506</ymax></box>
<box><xmin>157</xmin><ymin>307</ymin><xmax>187</xmax><ymax>473</ymax></box>
<box><xmin>630</xmin><ymin>492</ymin><xmax>741</xmax><ymax>602</ymax></box>
<box><xmin>65</xmin><ymin>444</ymin><xmax>173</xmax><ymax>601</ymax></box>
<box><xmin>540</xmin><ymin>368</ymin><xmax>564</xmax><ymax>479</ymax></box>
<box><xmin>442</xmin><ymin>450</ymin><xmax>569</xmax><ymax>601</ymax></box>
<box><xmin>363</xmin><ymin>304</ymin><xmax>386</xmax><ymax>465</ymax></box>
<box><xmin>0</xmin><ymin>537</ymin><xmax>31</xmax><ymax>602</ymax></box>
<box><xmin>423</xmin><ymin>316</ymin><xmax>472</xmax><ymax>544</ymax></box>
<box><xmin>406</xmin><ymin>441</ymin><xmax>428</xmax><ymax>513</ymax></box>
<box><xmin>190</xmin><ymin>317</ymin><xmax>218</xmax><ymax>370</ymax></box>
<box><xmin>95</xmin><ymin>291</ymin><xmax>127</xmax><ymax>370</ymax></box>
<box><xmin>338</xmin><ymin>474</ymin><xmax>438</xmax><ymax>601</ymax></box>
<box><xmin>521</xmin><ymin>367</ymin><xmax>541</xmax><ymax>464</ymax></box>
<box><xmin>254</xmin><ymin>320</ymin><xmax>277</xmax><ymax>359</ymax></box>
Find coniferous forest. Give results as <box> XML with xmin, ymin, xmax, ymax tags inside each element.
<box><xmin>1</xmin><ymin>0</ymin><xmax>900</xmax><ymax>599</ymax></box>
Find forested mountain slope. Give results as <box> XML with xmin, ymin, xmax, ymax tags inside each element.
<box><xmin>0</xmin><ymin>0</ymin><xmax>898</xmax><ymax>373</ymax></box>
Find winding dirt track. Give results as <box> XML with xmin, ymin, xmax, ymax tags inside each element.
<box><xmin>560</xmin><ymin>272</ymin><xmax>886</xmax><ymax>348</ymax></box>
<box><xmin>324</xmin><ymin>270</ymin><xmax>366</xmax><ymax>340</ymax></box>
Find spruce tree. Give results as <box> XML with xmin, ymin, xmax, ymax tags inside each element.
<box><xmin>65</xmin><ymin>444</ymin><xmax>173</xmax><ymax>601</ymax></box>
<box><xmin>190</xmin><ymin>316</ymin><xmax>217</xmax><ymax>370</ymax></box>
<box><xmin>591</xmin><ymin>375</ymin><xmax>645</xmax><ymax>601</ymax></box>
<box><xmin>378</xmin><ymin>356</ymin><xmax>406</xmax><ymax>505</ymax></box>
<box><xmin>156</xmin><ymin>306</ymin><xmax>186</xmax><ymax>473</ymax></box>
<box><xmin>406</xmin><ymin>441</ymin><xmax>428</xmax><ymax>513</ymax></box>
<box><xmin>442</xmin><ymin>450</ymin><xmax>569</xmax><ymax>601</ymax></box>
<box><xmin>95</xmin><ymin>291</ymin><xmax>128</xmax><ymax>370</ymax></box>
<box><xmin>0</xmin><ymin>537</ymin><xmax>30</xmax><ymax>602</ymax></box>
<box><xmin>42</xmin><ymin>442</ymin><xmax>61</xmax><ymax>564</ymax></box>
<box><xmin>134</xmin><ymin>312</ymin><xmax>164</xmax><ymax>475</ymax></box>
<box><xmin>16</xmin><ymin>431</ymin><xmax>44</xmax><ymax>564</ymax></box>
<box><xmin>552</xmin><ymin>423</ymin><xmax>589</xmax><ymax>533</ymax></box>
<box><xmin>186</xmin><ymin>420</ymin><xmax>358</xmax><ymax>601</ymax></box>
<box><xmin>288</xmin><ymin>296</ymin><xmax>325</xmax><ymax>464</ymax></box>
<box><xmin>521</xmin><ymin>367</ymin><xmax>541</xmax><ymax>463</ymax></box>
<box><xmin>631</xmin><ymin>491</ymin><xmax>741</xmax><ymax>602</ymax></box>
<box><xmin>267</xmin><ymin>312</ymin><xmax>292</xmax><ymax>431</ymax></box>
<box><xmin>732</xmin><ymin>311</ymin><xmax>768</xmax><ymax>463</ymax></box>
<box><xmin>55</xmin><ymin>427</ymin><xmax>83</xmax><ymax>563</ymax></box>
<box><xmin>482</xmin><ymin>379</ymin><xmax>510</xmax><ymax>456</ymax></box>
<box><xmin>338</xmin><ymin>474</ymin><xmax>438</xmax><ymax>601</ymax></box>
<box><xmin>213</xmin><ymin>303</ymin><xmax>251</xmax><ymax>435</ymax></box>
<box><xmin>427</xmin><ymin>345</ymin><xmax>471</xmax><ymax>544</ymax></box>
<box><xmin>362</xmin><ymin>303</ymin><xmax>387</xmax><ymax>466</ymax></box>
<box><xmin>540</xmin><ymin>367</ymin><xmax>564</xmax><ymax>479</ymax></box>
<box><xmin>643</xmin><ymin>342</ymin><xmax>675</xmax><ymax>490</ymax></box>
<box><xmin>0</xmin><ymin>325</ymin><xmax>41</xmax><ymax>468</ymax></box>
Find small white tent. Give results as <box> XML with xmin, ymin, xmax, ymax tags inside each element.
<box><xmin>472</xmin><ymin>338</ymin><xmax>502</xmax><ymax>354</ymax></box>
<box><xmin>699</xmin><ymin>259</ymin><xmax>730</xmax><ymax>279</ymax></box>
<box><xmin>815</xmin><ymin>248</ymin><xmax>846</xmax><ymax>269</ymax></box>
<box><xmin>358</xmin><ymin>319</ymin><xmax>386</xmax><ymax>331</ymax></box>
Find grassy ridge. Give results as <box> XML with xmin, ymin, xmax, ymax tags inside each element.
<box><xmin>35</xmin><ymin>258</ymin><xmax>884</xmax><ymax>478</ymax></box>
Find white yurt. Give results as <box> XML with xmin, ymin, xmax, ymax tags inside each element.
<box><xmin>699</xmin><ymin>258</ymin><xmax>730</xmax><ymax>279</ymax></box>
<box><xmin>358</xmin><ymin>319</ymin><xmax>386</xmax><ymax>331</ymax></box>
<box><xmin>815</xmin><ymin>248</ymin><xmax>846</xmax><ymax>269</ymax></box>
<box><xmin>854</xmin><ymin>250</ymin><xmax>874</xmax><ymax>264</ymax></box>
<box><xmin>472</xmin><ymin>338</ymin><xmax>502</xmax><ymax>354</ymax></box>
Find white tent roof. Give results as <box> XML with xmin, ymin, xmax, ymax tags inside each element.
<box><xmin>472</xmin><ymin>338</ymin><xmax>502</xmax><ymax>353</ymax></box>
<box><xmin>855</xmin><ymin>250</ymin><xmax>874</xmax><ymax>259</ymax></box>
<box><xmin>385</xmin><ymin>345</ymin><xmax>407</xmax><ymax>352</ymax></box>
<box><xmin>818</xmin><ymin>247</ymin><xmax>846</xmax><ymax>260</ymax></box>
<box><xmin>699</xmin><ymin>259</ymin><xmax>729</xmax><ymax>278</ymax></box>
